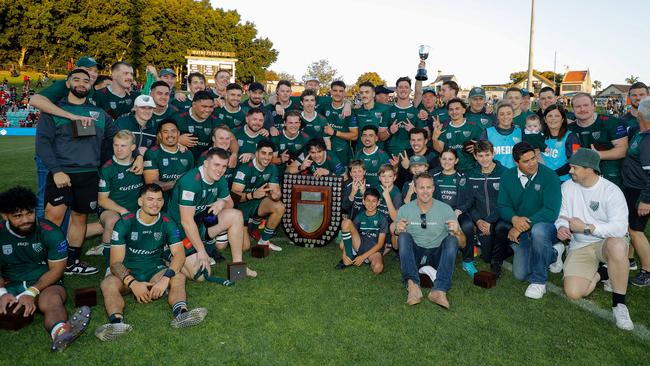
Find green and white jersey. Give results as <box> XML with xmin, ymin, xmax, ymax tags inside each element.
<box><xmin>353</xmin><ymin>146</ymin><xmax>390</xmax><ymax>188</ymax></box>
<box><xmin>432</xmin><ymin>106</ymin><xmax>450</xmax><ymax>125</ymax></box>
<box><xmin>272</xmin><ymin>130</ymin><xmax>310</xmax><ymax>159</ymax></box>
<box><xmin>568</xmin><ymin>114</ymin><xmax>628</xmax><ymax>185</ymax></box>
<box><xmin>151</xmin><ymin>104</ymin><xmax>179</xmax><ymax>127</ymax></box>
<box><xmin>377</xmin><ymin>185</ymin><xmax>403</xmax><ymax>222</ymax></box>
<box><xmin>111</xmin><ymin>211</ymin><xmax>182</xmax><ymax>270</ymax></box>
<box><xmin>291</xmin><ymin>95</ymin><xmax>331</xmax><ymax>110</ymax></box>
<box><xmin>301</xmin><ymin>112</ymin><xmax>328</xmax><ymax>140</ymax></box>
<box><xmin>94</xmin><ymin>86</ymin><xmax>140</xmax><ymax>120</ymax></box>
<box><xmin>465</xmin><ymin>108</ymin><xmax>495</xmax><ymax>130</ymax></box>
<box><xmin>116</xmin><ymin>113</ymin><xmax>158</xmax><ymax>150</ymax></box>
<box><xmin>353</xmin><ymin>210</ymin><xmax>389</xmax><ymax>254</ymax></box>
<box><xmin>40</xmin><ymin>79</ymin><xmax>96</xmax><ymax>105</ymax></box>
<box><xmin>383</xmin><ymin>103</ymin><xmax>422</xmax><ymax>155</ymax></box>
<box><xmin>196</xmin><ymin>150</ymin><xmax>236</xmax><ymax>185</ymax></box>
<box><xmin>98</xmin><ymin>157</ymin><xmax>145</xmax><ymax>212</ymax></box>
<box><xmin>233</xmin><ymin>159</ymin><xmax>280</xmax><ymax>194</ymax></box>
<box><xmin>214</xmin><ymin>106</ymin><xmax>246</xmax><ymax>130</ymax></box>
<box><xmin>432</xmin><ymin>171</ymin><xmax>467</xmax><ymax>210</ymax></box>
<box><xmin>512</xmin><ymin>110</ymin><xmax>533</xmax><ymax>129</ymax></box>
<box><xmin>166</xmin><ymin>166</ymin><xmax>231</xmax><ymax>224</ymax></box>
<box><xmin>439</xmin><ymin>119</ymin><xmax>483</xmax><ymax>172</ymax></box>
<box><xmin>319</xmin><ymin>103</ymin><xmax>357</xmax><ymax>153</ymax></box>
<box><xmin>354</xmin><ymin>103</ymin><xmax>390</xmax><ymax>151</ymax></box>
<box><xmin>0</xmin><ymin>219</ymin><xmax>67</xmax><ymax>283</ymax></box>
<box><xmin>299</xmin><ymin>151</ymin><xmax>346</xmax><ymax>176</ymax></box>
<box><xmin>143</xmin><ymin>144</ymin><xmax>194</xmax><ymax>199</ymax></box>
<box><xmin>170</xmin><ymin>96</ymin><xmax>192</xmax><ymax>111</ymax></box>
<box><xmin>174</xmin><ymin>108</ymin><xmax>221</xmax><ymax>160</ymax></box>
<box><xmin>265</xmin><ymin>100</ymin><xmax>301</xmax><ymax>131</ymax></box>
<box><xmin>234</xmin><ymin>125</ymin><xmax>265</xmax><ymax>155</ymax></box>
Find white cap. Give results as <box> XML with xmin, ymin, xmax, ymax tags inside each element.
<box><xmin>303</xmin><ymin>75</ymin><xmax>319</xmax><ymax>83</ymax></box>
<box><xmin>134</xmin><ymin>94</ymin><xmax>156</xmax><ymax>108</ymax></box>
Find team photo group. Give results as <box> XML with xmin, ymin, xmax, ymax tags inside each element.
<box><xmin>1</xmin><ymin>53</ymin><xmax>649</xmax><ymax>352</ymax></box>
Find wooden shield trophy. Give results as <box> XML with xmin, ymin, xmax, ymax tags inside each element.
<box><xmin>281</xmin><ymin>174</ymin><xmax>343</xmax><ymax>247</ymax></box>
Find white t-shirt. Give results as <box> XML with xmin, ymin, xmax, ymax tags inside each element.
<box><xmin>555</xmin><ymin>177</ymin><xmax>628</xmax><ymax>250</ymax></box>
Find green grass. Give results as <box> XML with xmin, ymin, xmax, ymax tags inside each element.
<box><xmin>0</xmin><ymin>70</ymin><xmax>66</xmax><ymax>93</ymax></box>
<box><xmin>0</xmin><ymin>137</ymin><xmax>648</xmax><ymax>364</ymax></box>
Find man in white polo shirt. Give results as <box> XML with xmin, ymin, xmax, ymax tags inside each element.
<box><xmin>555</xmin><ymin>148</ymin><xmax>633</xmax><ymax>330</ymax></box>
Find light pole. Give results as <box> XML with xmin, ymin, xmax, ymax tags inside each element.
<box><xmin>527</xmin><ymin>0</ymin><xmax>535</xmax><ymax>91</ymax></box>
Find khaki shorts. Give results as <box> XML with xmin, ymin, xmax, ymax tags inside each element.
<box><xmin>563</xmin><ymin>241</ymin><xmax>607</xmax><ymax>280</ymax></box>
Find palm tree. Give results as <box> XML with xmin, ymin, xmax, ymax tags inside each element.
<box><xmin>626</xmin><ymin>75</ymin><xmax>639</xmax><ymax>84</ymax></box>
<box><xmin>592</xmin><ymin>80</ymin><xmax>602</xmax><ymax>91</ymax></box>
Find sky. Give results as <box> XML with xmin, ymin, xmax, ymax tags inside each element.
<box><xmin>213</xmin><ymin>0</ymin><xmax>649</xmax><ymax>89</ymax></box>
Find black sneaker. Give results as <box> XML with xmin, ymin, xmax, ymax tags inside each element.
<box><xmin>335</xmin><ymin>260</ymin><xmax>347</xmax><ymax>270</ymax></box>
<box><xmin>630</xmin><ymin>270</ymin><xmax>650</xmax><ymax>287</ymax></box>
<box><xmin>207</xmin><ymin>248</ymin><xmax>226</xmax><ymax>263</ymax></box>
<box><xmin>629</xmin><ymin>258</ymin><xmax>638</xmax><ymax>271</ymax></box>
<box><xmin>491</xmin><ymin>261</ymin><xmax>502</xmax><ymax>279</ymax></box>
<box><xmin>65</xmin><ymin>260</ymin><xmax>98</xmax><ymax>275</ymax></box>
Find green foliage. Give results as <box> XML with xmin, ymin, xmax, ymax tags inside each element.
<box><xmin>349</xmin><ymin>71</ymin><xmax>386</xmax><ymax>94</ymax></box>
<box><xmin>592</xmin><ymin>80</ymin><xmax>602</xmax><ymax>90</ymax></box>
<box><xmin>626</xmin><ymin>75</ymin><xmax>640</xmax><ymax>84</ymax></box>
<box><xmin>303</xmin><ymin>59</ymin><xmax>340</xmax><ymax>94</ymax></box>
<box><xmin>0</xmin><ymin>0</ymin><xmax>277</xmax><ymax>83</ymax></box>
<box><xmin>509</xmin><ymin>70</ymin><xmax>563</xmax><ymax>84</ymax></box>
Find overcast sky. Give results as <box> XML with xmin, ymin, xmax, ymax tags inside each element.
<box><xmin>213</xmin><ymin>0</ymin><xmax>649</xmax><ymax>89</ymax></box>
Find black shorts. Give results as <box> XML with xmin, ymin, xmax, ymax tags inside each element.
<box><xmin>45</xmin><ymin>171</ymin><xmax>99</xmax><ymax>214</ymax></box>
<box><xmin>624</xmin><ymin>187</ymin><xmax>650</xmax><ymax>232</ymax></box>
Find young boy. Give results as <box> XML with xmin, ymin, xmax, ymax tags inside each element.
<box><xmin>377</xmin><ymin>164</ymin><xmax>403</xmax><ymax>253</ymax></box>
<box><xmin>401</xmin><ymin>155</ymin><xmax>429</xmax><ymax>204</ymax></box>
<box><xmin>335</xmin><ymin>188</ymin><xmax>387</xmax><ymax>273</ymax></box>
<box><xmin>342</xmin><ymin>160</ymin><xmax>371</xmax><ymax>220</ymax></box>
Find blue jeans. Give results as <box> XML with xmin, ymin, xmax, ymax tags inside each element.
<box><xmin>510</xmin><ymin>222</ymin><xmax>557</xmax><ymax>284</ymax></box>
<box><xmin>35</xmin><ymin>155</ymin><xmax>70</xmax><ymax>233</ymax></box>
<box><xmin>398</xmin><ymin>233</ymin><xmax>458</xmax><ymax>292</ymax></box>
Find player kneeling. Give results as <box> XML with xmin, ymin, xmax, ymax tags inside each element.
<box><xmin>0</xmin><ymin>187</ymin><xmax>90</xmax><ymax>352</ymax></box>
<box><xmin>335</xmin><ymin>188</ymin><xmax>387</xmax><ymax>273</ymax></box>
<box><xmin>95</xmin><ymin>184</ymin><xmax>207</xmax><ymax>341</ymax></box>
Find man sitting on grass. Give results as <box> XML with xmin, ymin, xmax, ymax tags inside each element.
<box><xmin>95</xmin><ymin>184</ymin><xmax>207</xmax><ymax>341</ymax></box>
<box><xmin>0</xmin><ymin>187</ymin><xmax>91</xmax><ymax>352</ymax></box>
<box><xmin>335</xmin><ymin>188</ymin><xmax>387</xmax><ymax>273</ymax></box>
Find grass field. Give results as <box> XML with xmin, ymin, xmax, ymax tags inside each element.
<box><xmin>0</xmin><ymin>137</ymin><xmax>648</xmax><ymax>364</ymax></box>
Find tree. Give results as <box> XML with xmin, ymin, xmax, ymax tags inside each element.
<box><xmin>265</xmin><ymin>70</ymin><xmax>279</xmax><ymax>81</ymax></box>
<box><xmin>349</xmin><ymin>71</ymin><xmax>386</xmax><ymax>94</ymax></box>
<box><xmin>277</xmin><ymin>72</ymin><xmax>296</xmax><ymax>82</ymax></box>
<box><xmin>626</xmin><ymin>75</ymin><xmax>639</xmax><ymax>84</ymax></box>
<box><xmin>303</xmin><ymin>59</ymin><xmax>340</xmax><ymax>94</ymax></box>
<box><xmin>592</xmin><ymin>80</ymin><xmax>602</xmax><ymax>91</ymax></box>
<box><xmin>509</xmin><ymin>70</ymin><xmax>563</xmax><ymax>85</ymax></box>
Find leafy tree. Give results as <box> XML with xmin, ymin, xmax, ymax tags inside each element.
<box><xmin>349</xmin><ymin>71</ymin><xmax>386</xmax><ymax>94</ymax></box>
<box><xmin>303</xmin><ymin>59</ymin><xmax>340</xmax><ymax>94</ymax></box>
<box><xmin>277</xmin><ymin>72</ymin><xmax>296</xmax><ymax>82</ymax></box>
<box><xmin>592</xmin><ymin>80</ymin><xmax>602</xmax><ymax>91</ymax></box>
<box><xmin>509</xmin><ymin>70</ymin><xmax>563</xmax><ymax>84</ymax></box>
<box><xmin>626</xmin><ymin>75</ymin><xmax>639</xmax><ymax>84</ymax></box>
<box><xmin>265</xmin><ymin>70</ymin><xmax>280</xmax><ymax>81</ymax></box>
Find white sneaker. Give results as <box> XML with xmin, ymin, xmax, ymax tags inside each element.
<box><xmin>602</xmin><ymin>279</ymin><xmax>613</xmax><ymax>292</ymax></box>
<box><xmin>549</xmin><ymin>243</ymin><xmax>565</xmax><ymax>274</ymax></box>
<box><xmin>418</xmin><ymin>266</ymin><xmax>437</xmax><ymax>282</ymax></box>
<box><xmin>525</xmin><ymin>283</ymin><xmax>547</xmax><ymax>299</ymax></box>
<box><xmin>612</xmin><ymin>304</ymin><xmax>634</xmax><ymax>330</ymax></box>
<box><xmin>259</xmin><ymin>240</ymin><xmax>282</xmax><ymax>252</ymax></box>
<box><xmin>85</xmin><ymin>243</ymin><xmax>104</xmax><ymax>256</ymax></box>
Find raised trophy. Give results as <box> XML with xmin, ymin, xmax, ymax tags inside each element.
<box><xmin>415</xmin><ymin>45</ymin><xmax>431</xmax><ymax>81</ymax></box>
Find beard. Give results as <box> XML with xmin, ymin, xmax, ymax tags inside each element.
<box><xmin>10</xmin><ymin>221</ymin><xmax>36</xmax><ymax>237</ymax></box>
<box><xmin>70</xmin><ymin>86</ymin><xmax>89</xmax><ymax>99</ymax></box>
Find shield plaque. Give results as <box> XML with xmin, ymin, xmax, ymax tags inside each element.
<box><xmin>282</xmin><ymin>174</ymin><xmax>343</xmax><ymax>247</ymax></box>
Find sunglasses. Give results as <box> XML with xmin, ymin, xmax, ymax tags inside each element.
<box><xmin>420</xmin><ymin>213</ymin><xmax>427</xmax><ymax>229</ymax></box>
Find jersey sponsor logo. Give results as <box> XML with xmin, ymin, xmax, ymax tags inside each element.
<box><xmin>2</xmin><ymin>244</ymin><xmax>12</xmax><ymax>255</ymax></box>
<box><xmin>463</xmin><ymin>131</ymin><xmax>471</xmax><ymax>137</ymax></box>
<box><xmin>111</xmin><ymin>230</ymin><xmax>119</xmax><ymax>241</ymax></box>
<box><xmin>57</xmin><ymin>240</ymin><xmax>68</xmax><ymax>254</ymax></box>
<box><xmin>589</xmin><ymin>201</ymin><xmax>600</xmax><ymax>211</ymax></box>
<box><xmin>118</xmin><ymin>183</ymin><xmax>143</xmax><ymax>192</ymax></box>
<box><xmin>117</xmin><ymin>172</ymin><xmax>125</xmax><ymax>180</ymax></box>
<box><xmin>182</xmin><ymin>190</ymin><xmax>195</xmax><ymax>201</ymax></box>
<box><xmin>162</xmin><ymin>158</ymin><xmax>169</xmax><ymax>166</ymax></box>
<box><xmin>236</xmin><ymin>171</ymin><xmax>245</xmax><ymax>180</ymax></box>
<box><xmin>144</xmin><ymin>160</ymin><xmax>153</xmax><ymax>167</ymax></box>
<box><xmin>32</xmin><ymin>242</ymin><xmax>43</xmax><ymax>253</ymax></box>
<box><xmin>131</xmin><ymin>232</ymin><xmax>139</xmax><ymax>241</ymax></box>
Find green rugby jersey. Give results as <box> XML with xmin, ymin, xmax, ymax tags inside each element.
<box><xmin>166</xmin><ymin>166</ymin><xmax>231</xmax><ymax>224</ymax></box>
<box><xmin>195</xmin><ymin>150</ymin><xmax>236</xmax><ymax>186</ymax></box>
<box><xmin>377</xmin><ymin>185</ymin><xmax>403</xmax><ymax>221</ymax></box>
<box><xmin>170</xmin><ymin>96</ymin><xmax>192</xmax><ymax>111</ymax></box>
<box><xmin>465</xmin><ymin>108</ymin><xmax>495</xmax><ymax>130</ymax></box>
<box><xmin>151</xmin><ymin>104</ymin><xmax>178</xmax><ymax>127</ymax></box>
<box><xmin>439</xmin><ymin>120</ymin><xmax>483</xmax><ymax>171</ymax></box>
<box><xmin>512</xmin><ymin>110</ymin><xmax>533</xmax><ymax>129</ymax></box>
<box><xmin>300</xmin><ymin>112</ymin><xmax>328</xmax><ymax>139</ymax></box>
<box><xmin>354</xmin><ymin>103</ymin><xmax>390</xmax><ymax>151</ymax></box>
<box><xmin>568</xmin><ymin>114</ymin><xmax>628</xmax><ymax>185</ymax></box>
<box><xmin>272</xmin><ymin>130</ymin><xmax>310</xmax><ymax>159</ymax></box>
<box><xmin>214</xmin><ymin>105</ymin><xmax>246</xmax><ymax>130</ymax></box>
<box><xmin>300</xmin><ymin>151</ymin><xmax>346</xmax><ymax>176</ymax></box>
<box><xmin>432</xmin><ymin>106</ymin><xmax>450</xmax><ymax>125</ymax></box>
<box><xmin>319</xmin><ymin>103</ymin><xmax>357</xmax><ymax>153</ymax></box>
<box><xmin>40</xmin><ymin>79</ymin><xmax>96</xmax><ymax>105</ymax></box>
<box><xmin>234</xmin><ymin>125</ymin><xmax>265</xmax><ymax>155</ymax></box>
<box><xmin>353</xmin><ymin>146</ymin><xmax>390</xmax><ymax>188</ymax></box>
<box><xmin>432</xmin><ymin>171</ymin><xmax>467</xmax><ymax>210</ymax></box>
<box><xmin>265</xmin><ymin>100</ymin><xmax>301</xmax><ymax>131</ymax></box>
<box><xmin>94</xmin><ymin>86</ymin><xmax>140</xmax><ymax>120</ymax></box>
<box><xmin>111</xmin><ymin>211</ymin><xmax>182</xmax><ymax>269</ymax></box>
<box><xmin>383</xmin><ymin>103</ymin><xmax>422</xmax><ymax>155</ymax></box>
<box><xmin>0</xmin><ymin>219</ymin><xmax>67</xmax><ymax>283</ymax></box>
<box><xmin>98</xmin><ymin>157</ymin><xmax>145</xmax><ymax>212</ymax></box>
<box><xmin>353</xmin><ymin>210</ymin><xmax>389</xmax><ymax>254</ymax></box>
<box><xmin>174</xmin><ymin>109</ymin><xmax>221</xmax><ymax>160</ymax></box>
<box><xmin>232</xmin><ymin>159</ymin><xmax>280</xmax><ymax>194</ymax></box>
<box><xmin>291</xmin><ymin>95</ymin><xmax>331</xmax><ymax>110</ymax></box>
<box><xmin>143</xmin><ymin>144</ymin><xmax>194</xmax><ymax>200</ymax></box>
<box><xmin>116</xmin><ymin>113</ymin><xmax>158</xmax><ymax>150</ymax></box>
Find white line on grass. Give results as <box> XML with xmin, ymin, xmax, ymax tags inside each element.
<box><xmin>501</xmin><ymin>261</ymin><xmax>650</xmax><ymax>342</ymax></box>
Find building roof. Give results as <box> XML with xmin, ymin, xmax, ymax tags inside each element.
<box><xmin>517</xmin><ymin>71</ymin><xmax>557</xmax><ymax>88</ymax></box>
<box><xmin>563</xmin><ymin>70</ymin><xmax>589</xmax><ymax>83</ymax></box>
<box><xmin>596</xmin><ymin>84</ymin><xmax>630</xmax><ymax>96</ymax></box>
<box><xmin>432</xmin><ymin>74</ymin><xmax>455</xmax><ymax>84</ymax></box>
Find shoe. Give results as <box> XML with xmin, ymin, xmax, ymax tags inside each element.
<box><xmin>406</xmin><ymin>283</ymin><xmax>423</xmax><ymax>306</ymax></box>
<box><xmin>51</xmin><ymin>306</ymin><xmax>91</xmax><ymax>352</ymax></box>
<box><xmin>85</xmin><ymin>243</ymin><xmax>104</xmax><ymax>256</ymax></box>
<box><xmin>524</xmin><ymin>283</ymin><xmax>547</xmax><ymax>299</ymax></box>
<box><xmin>267</xmin><ymin>242</ymin><xmax>282</xmax><ymax>252</ymax></box>
<box><xmin>630</xmin><ymin>270</ymin><xmax>650</xmax><ymax>287</ymax></box>
<box><xmin>602</xmin><ymin>279</ymin><xmax>613</xmax><ymax>292</ymax></box>
<box><xmin>462</xmin><ymin>261</ymin><xmax>478</xmax><ymax>278</ymax></box>
<box><xmin>629</xmin><ymin>259</ymin><xmax>638</xmax><ymax>271</ymax></box>
<box><xmin>65</xmin><ymin>260</ymin><xmax>98</xmax><ymax>275</ymax></box>
<box><xmin>335</xmin><ymin>260</ymin><xmax>347</xmax><ymax>270</ymax></box>
<box><xmin>612</xmin><ymin>304</ymin><xmax>634</xmax><ymax>330</ymax></box>
<box><xmin>170</xmin><ymin>308</ymin><xmax>208</xmax><ymax>329</ymax></box>
<box><xmin>208</xmin><ymin>249</ymin><xmax>226</xmax><ymax>263</ymax></box>
<box><xmin>427</xmin><ymin>290</ymin><xmax>450</xmax><ymax>309</ymax></box>
<box><xmin>549</xmin><ymin>243</ymin><xmax>565</xmax><ymax>273</ymax></box>
<box><xmin>94</xmin><ymin>322</ymin><xmax>133</xmax><ymax>342</ymax></box>
<box><xmin>248</xmin><ymin>222</ymin><xmax>261</xmax><ymax>241</ymax></box>
<box><xmin>490</xmin><ymin>262</ymin><xmax>502</xmax><ymax>279</ymax></box>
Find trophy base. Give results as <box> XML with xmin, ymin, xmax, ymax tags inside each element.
<box><xmin>251</xmin><ymin>245</ymin><xmax>270</xmax><ymax>258</ymax></box>
<box><xmin>473</xmin><ymin>271</ymin><xmax>497</xmax><ymax>288</ymax></box>
<box><xmin>74</xmin><ymin>287</ymin><xmax>97</xmax><ymax>308</ymax></box>
<box><xmin>0</xmin><ymin>304</ymin><xmax>35</xmax><ymax>331</ymax></box>
<box><xmin>228</xmin><ymin>262</ymin><xmax>247</xmax><ymax>281</ymax></box>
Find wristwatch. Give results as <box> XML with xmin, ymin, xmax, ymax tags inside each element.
<box><xmin>163</xmin><ymin>268</ymin><xmax>176</xmax><ymax>278</ymax></box>
<box><xmin>583</xmin><ymin>225</ymin><xmax>593</xmax><ymax>236</ymax></box>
